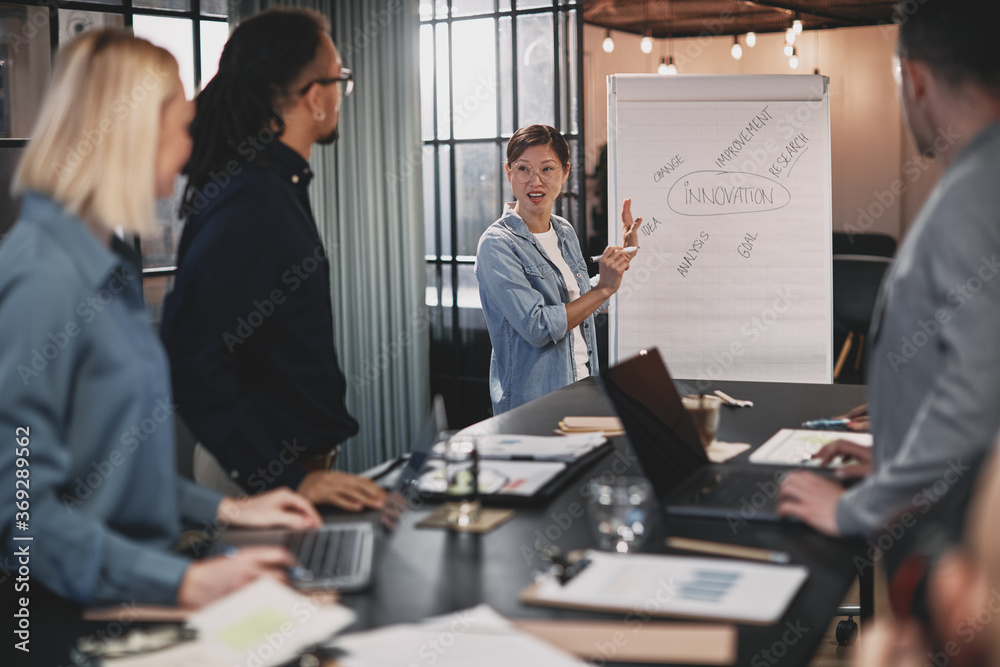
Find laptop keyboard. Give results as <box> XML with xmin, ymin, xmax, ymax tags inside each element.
<box><xmin>690</xmin><ymin>470</ymin><xmax>782</xmax><ymax>509</ymax></box>
<box><xmin>286</xmin><ymin>525</ymin><xmax>366</xmax><ymax>582</ymax></box>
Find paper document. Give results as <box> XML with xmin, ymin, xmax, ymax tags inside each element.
<box><xmin>329</xmin><ymin>604</ymin><xmax>587</xmax><ymax>667</ymax></box>
<box><xmin>418</xmin><ymin>459</ymin><xmax>567</xmax><ymax>497</ymax></box>
<box><xmin>100</xmin><ymin>579</ymin><xmax>355</xmax><ymax>667</ymax></box>
<box><xmin>706</xmin><ymin>441</ymin><xmax>751</xmax><ymax>463</ymax></box>
<box><xmin>750</xmin><ymin>429</ymin><xmax>873</xmax><ymax>466</ymax></box>
<box><xmin>523</xmin><ymin>550</ymin><xmax>809</xmax><ymax>624</ymax></box>
<box><xmin>472</xmin><ymin>433</ymin><xmax>607</xmax><ymax>461</ymax></box>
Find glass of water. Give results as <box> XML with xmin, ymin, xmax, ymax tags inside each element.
<box><xmin>444</xmin><ymin>432</ymin><xmax>481</xmax><ymax>527</ymax></box>
<box><xmin>586</xmin><ymin>476</ymin><xmax>654</xmax><ymax>553</ymax></box>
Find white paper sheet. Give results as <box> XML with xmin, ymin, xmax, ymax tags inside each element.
<box><xmin>330</xmin><ymin>605</ymin><xmax>587</xmax><ymax>667</ymax></box>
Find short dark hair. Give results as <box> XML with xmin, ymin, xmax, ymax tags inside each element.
<box><xmin>506</xmin><ymin>124</ymin><xmax>571</xmax><ymax>169</ymax></box>
<box><xmin>182</xmin><ymin>8</ymin><xmax>331</xmax><ymax>210</ymax></box>
<box><xmin>896</xmin><ymin>0</ymin><xmax>1000</xmax><ymax>96</ymax></box>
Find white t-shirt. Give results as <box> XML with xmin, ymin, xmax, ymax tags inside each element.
<box><xmin>533</xmin><ymin>226</ymin><xmax>590</xmax><ymax>380</ymax></box>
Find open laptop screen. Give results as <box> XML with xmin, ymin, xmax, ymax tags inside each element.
<box><xmin>381</xmin><ymin>395</ymin><xmax>447</xmax><ymax>529</ymax></box>
<box><xmin>601</xmin><ymin>349</ymin><xmax>711</xmax><ymax>500</ymax></box>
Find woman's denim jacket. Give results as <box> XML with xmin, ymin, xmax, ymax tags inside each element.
<box><xmin>475</xmin><ymin>205</ymin><xmax>600</xmax><ymax>414</ymax></box>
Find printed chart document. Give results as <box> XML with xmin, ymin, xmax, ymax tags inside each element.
<box><xmin>329</xmin><ymin>604</ymin><xmax>587</xmax><ymax>667</ymax></box>
<box><xmin>522</xmin><ymin>550</ymin><xmax>809</xmax><ymax>624</ymax></box>
<box><xmin>749</xmin><ymin>429</ymin><xmax>873</xmax><ymax>466</ymax></box>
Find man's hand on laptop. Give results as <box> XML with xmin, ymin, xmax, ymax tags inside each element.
<box><xmin>776</xmin><ymin>471</ymin><xmax>844</xmax><ymax>536</ymax></box>
<box><xmin>811</xmin><ymin>440</ymin><xmax>873</xmax><ymax>480</ymax></box>
<box><xmin>298</xmin><ymin>470</ymin><xmax>387</xmax><ymax>511</ymax></box>
<box><xmin>178</xmin><ymin>546</ymin><xmax>296</xmax><ymax>608</ymax></box>
<box><xmin>218</xmin><ymin>488</ymin><xmax>322</xmax><ymax>529</ymax></box>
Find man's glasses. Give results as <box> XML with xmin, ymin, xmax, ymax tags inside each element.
<box><xmin>299</xmin><ymin>68</ymin><xmax>354</xmax><ymax>97</ymax></box>
<box><xmin>509</xmin><ymin>161</ymin><xmax>565</xmax><ymax>184</ymax></box>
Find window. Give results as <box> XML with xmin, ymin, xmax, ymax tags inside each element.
<box><xmin>420</xmin><ymin>0</ymin><xmax>583</xmax><ymax>425</ymax></box>
<box><xmin>0</xmin><ymin>0</ymin><xmax>229</xmax><ymax>324</ymax></box>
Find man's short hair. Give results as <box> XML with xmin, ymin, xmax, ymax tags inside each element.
<box><xmin>896</xmin><ymin>0</ymin><xmax>1000</xmax><ymax>96</ymax></box>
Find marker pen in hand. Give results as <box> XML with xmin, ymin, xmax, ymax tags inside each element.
<box><xmin>590</xmin><ymin>246</ymin><xmax>639</xmax><ymax>262</ymax></box>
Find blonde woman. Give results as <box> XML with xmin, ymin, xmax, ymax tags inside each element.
<box><xmin>0</xmin><ymin>30</ymin><xmax>320</xmax><ymax>608</ymax></box>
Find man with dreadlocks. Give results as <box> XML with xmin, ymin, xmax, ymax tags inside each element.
<box><xmin>161</xmin><ymin>8</ymin><xmax>385</xmax><ymax>512</ymax></box>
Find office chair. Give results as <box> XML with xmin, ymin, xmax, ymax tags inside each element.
<box><xmin>832</xmin><ymin>232</ymin><xmax>897</xmax><ymax>258</ymax></box>
<box><xmin>833</xmin><ymin>255</ymin><xmax>893</xmax><ymax>382</ymax></box>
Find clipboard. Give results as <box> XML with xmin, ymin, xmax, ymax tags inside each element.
<box><xmin>520</xmin><ymin>550</ymin><xmax>809</xmax><ymax>625</ymax></box>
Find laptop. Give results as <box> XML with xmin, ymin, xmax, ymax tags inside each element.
<box><xmin>213</xmin><ymin>396</ymin><xmax>447</xmax><ymax>592</ymax></box>
<box><xmin>601</xmin><ymin>349</ymin><xmax>808</xmax><ymax>523</ymax></box>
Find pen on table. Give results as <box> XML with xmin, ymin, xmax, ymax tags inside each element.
<box><xmin>800</xmin><ymin>418</ymin><xmax>856</xmax><ymax>430</ymax></box>
<box><xmin>589</xmin><ymin>246</ymin><xmax>638</xmax><ymax>262</ymax></box>
<box><xmin>666</xmin><ymin>537</ymin><xmax>791</xmax><ymax>564</ymax></box>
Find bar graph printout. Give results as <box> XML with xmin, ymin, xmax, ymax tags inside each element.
<box><xmin>608</xmin><ymin>74</ymin><xmax>833</xmax><ymax>382</ymax></box>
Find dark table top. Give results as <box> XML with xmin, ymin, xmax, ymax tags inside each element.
<box><xmin>16</xmin><ymin>378</ymin><xmax>867</xmax><ymax>667</ymax></box>
<box><xmin>338</xmin><ymin>377</ymin><xmax>868</xmax><ymax>666</ymax></box>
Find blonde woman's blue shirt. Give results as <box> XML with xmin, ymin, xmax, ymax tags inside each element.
<box><xmin>0</xmin><ymin>192</ymin><xmax>222</xmax><ymax>605</ymax></box>
<box><xmin>475</xmin><ymin>205</ymin><xmax>600</xmax><ymax>414</ymax></box>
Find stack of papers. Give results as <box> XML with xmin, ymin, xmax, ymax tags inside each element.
<box><xmin>556</xmin><ymin>416</ymin><xmax>625</xmax><ymax>436</ymax></box>
<box><xmin>329</xmin><ymin>605</ymin><xmax>587</xmax><ymax>667</ymax></box>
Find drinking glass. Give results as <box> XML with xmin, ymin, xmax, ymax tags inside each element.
<box><xmin>586</xmin><ymin>476</ymin><xmax>653</xmax><ymax>553</ymax></box>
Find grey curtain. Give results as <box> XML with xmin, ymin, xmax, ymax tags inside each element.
<box><xmin>232</xmin><ymin>0</ymin><xmax>430</xmax><ymax>471</ymax></box>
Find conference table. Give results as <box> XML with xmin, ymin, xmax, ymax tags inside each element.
<box><xmin>338</xmin><ymin>376</ymin><xmax>869</xmax><ymax>666</ymax></box>
<box><xmin>20</xmin><ymin>376</ymin><xmax>867</xmax><ymax>667</ymax></box>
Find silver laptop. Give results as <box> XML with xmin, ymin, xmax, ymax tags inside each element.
<box><xmin>213</xmin><ymin>396</ymin><xmax>446</xmax><ymax>592</ymax></box>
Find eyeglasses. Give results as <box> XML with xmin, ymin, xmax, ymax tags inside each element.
<box><xmin>299</xmin><ymin>68</ymin><xmax>353</xmax><ymax>97</ymax></box>
<box><xmin>509</xmin><ymin>161</ymin><xmax>565</xmax><ymax>184</ymax></box>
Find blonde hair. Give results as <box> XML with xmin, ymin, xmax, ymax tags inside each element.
<box><xmin>13</xmin><ymin>29</ymin><xmax>181</xmax><ymax>234</ymax></box>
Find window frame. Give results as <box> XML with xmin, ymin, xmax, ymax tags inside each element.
<box><xmin>421</xmin><ymin>0</ymin><xmax>585</xmax><ymax>422</ymax></box>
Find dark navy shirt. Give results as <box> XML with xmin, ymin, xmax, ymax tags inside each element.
<box><xmin>161</xmin><ymin>140</ymin><xmax>359</xmax><ymax>492</ymax></box>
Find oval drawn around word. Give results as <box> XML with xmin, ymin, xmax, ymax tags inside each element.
<box><xmin>667</xmin><ymin>171</ymin><xmax>791</xmax><ymax>217</ymax></box>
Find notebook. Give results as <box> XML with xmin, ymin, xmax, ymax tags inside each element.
<box><xmin>601</xmin><ymin>349</ymin><xmax>821</xmax><ymax>523</ymax></box>
<box><xmin>213</xmin><ymin>396</ymin><xmax>447</xmax><ymax>592</ymax></box>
